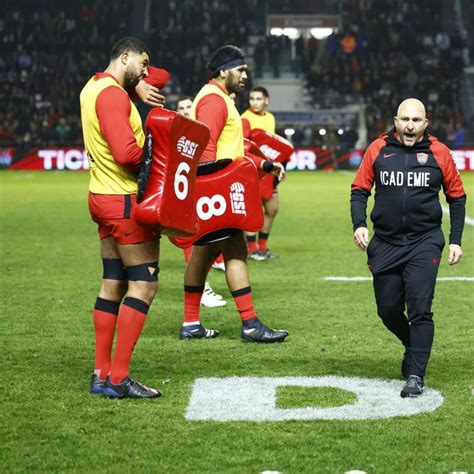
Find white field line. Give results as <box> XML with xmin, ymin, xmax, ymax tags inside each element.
<box><xmin>441</xmin><ymin>204</ymin><xmax>474</xmax><ymax>226</ymax></box>
<box><xmin>325</xmin><ymin>276</ymin><xmax>474</xmax><ymax>281</ymax></box>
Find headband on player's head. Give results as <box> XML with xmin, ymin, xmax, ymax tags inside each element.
<box><xmin>212</xmin><ymin>58</ymin><xmax>246</xmax><ymax>76</ymax></box>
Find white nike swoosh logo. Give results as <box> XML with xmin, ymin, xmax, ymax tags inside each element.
<box><xmin>243</xmin><ymin>328</ymin><xmax>257</xmax><ymax>334</ymax></box>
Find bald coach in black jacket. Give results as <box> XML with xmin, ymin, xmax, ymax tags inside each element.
<box><xmin>350</xmin><ymin>98</ymin><xmax>466</xmax><ymax>398</ymax></box>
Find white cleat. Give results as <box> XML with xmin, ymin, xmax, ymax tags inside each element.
<box><xmin>211</xmin><ymin>261</ymin><xmax>226</xmax><ymax>272</ymax></box>
<box><xmin>201</xmin><ymin>283</ymin><xmax>227</xmax><ymax>308</ymax></box>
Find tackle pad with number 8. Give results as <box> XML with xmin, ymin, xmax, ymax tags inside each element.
<box><xmin>250</xmin><ymin>128</ymin><xmax>294</xmax><ymax>200</ymax></box>
<box><xmin>135</xmin><ymin>108</ymin><xmax>210</xmax><ymax>236</ymax></box>
<box><xmin>170</xmin><ymin>157</ymin><xmax>264</xmax><ymax>248</ymax></box>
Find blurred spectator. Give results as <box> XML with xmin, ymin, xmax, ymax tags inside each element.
<box><xmin>453</xmin><ymin>124</ymin><xmax>465</xmax><ymax>147</ymax></box>
<box><xmin>253</xmin><ymin>39</ymin><xmax>266</xmax><ymax>79</ymax></box>
<box><xmin>340</xmin><ymin>31</ymin><xmax>357</xmax><ymax>54</ymax></box>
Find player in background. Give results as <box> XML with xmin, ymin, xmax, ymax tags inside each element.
<box><xmin>242</xmin><ymin>86</ymin><xmax>279</xmax><ymax>260</ymax></box>
<box><xmin>81</xmin><ymin>37</ymin><xmax>167</xmax><ymax>399</ymax></box>
<box><xmin>175</xmin><ymin>96</ymin><xmax>226</xmax><ymax>308</ymax></box>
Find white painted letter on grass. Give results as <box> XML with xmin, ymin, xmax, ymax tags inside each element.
<box><xmin>185</xmin><ymin>376</ymin><xmax>443</xmax><ymax>422</ymax></box>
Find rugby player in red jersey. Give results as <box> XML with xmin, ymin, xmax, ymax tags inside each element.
<box><xmin>81</xmin><ymin>37</ymin><xmax>167</xmax><ymax>398</ymax></box>
<box><xmin>179</xmin><ymin>45</ymin><xmax>288</xmax><ymax>342</ymax></box>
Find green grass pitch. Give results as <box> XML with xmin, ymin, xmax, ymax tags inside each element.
<box><xmin>1</xmin><ymin>171</ymin><xmax>473</xmax><ymax>473</ymax></box>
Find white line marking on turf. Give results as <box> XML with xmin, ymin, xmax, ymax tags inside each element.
<box><xmin>185</xmin><ymin>376</ymin><xmax>444</xmax><ymax>422</ymax></box>
<box><xmin>325</xmin><ymin>277</ymin><xmax>474</xmax><ymax>281</ymax></box>
<box><xmin>442</xmin><ymin>204</ymin><xmax>474</xmax><ymax>226</ymax></box>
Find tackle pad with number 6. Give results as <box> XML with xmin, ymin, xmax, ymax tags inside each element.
<box><xmin>135</xmin><ymin>108</ymin><xmax>210</xmax><ymax>236</ymax></box>
<box><xmin>250</xmin><ymin>129</ymin><xmax>294</xmax><ymax>200</ymax></box>
<box><xmin>170</xmin><ymin>157</ymin><xmax>264</xmax><ymax>248</ymax></box>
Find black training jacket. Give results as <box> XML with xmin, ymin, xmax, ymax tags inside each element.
<box><xmin>350</xmin><ymin>129</ymin><xmax>466</xmax><ymax>245</ymax></box>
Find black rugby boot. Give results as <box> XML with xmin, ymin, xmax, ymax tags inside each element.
<box><xmin>241</xmin><ymin>318</ymin><xmax>288</xmax><ymax>343</ymax></box>
<box><xmin>103</xmin><ymin>377</ymin><xmax>161</xmax><ymax>399</ymax></box>
<box><xmin>90</xmin><ymin>373</ymin><xmax>105</xmax><ymax>394</ymax></box>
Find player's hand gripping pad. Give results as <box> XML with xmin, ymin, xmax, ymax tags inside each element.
<box><xmin>135</xmin><ymin>108</ymin><xmax>210</xmax><ymax>236</ymax></box>
<box><xmin>249</xmin><ymin>129</ymin><xmax>295</xmax><ymax>200</ymax></box>
<box><xmin>170</xmin><ymin>157</ymin><xmax>264</xmax><ymax>248</ymax></box>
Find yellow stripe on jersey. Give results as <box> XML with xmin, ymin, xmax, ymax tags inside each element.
<box><xmin>80</xmin><ymin>75</ymin><xmax>144</xmax><ymax>194</ymax></box>
<box><xmin>241</xmin><ymin>109</ymin><xmax>276</xmax><ymax>134</ymax></box>
<box><xmin>191</xmin><ymin>83</ymin><xmax>244</xmax><ymax>160</ymax></box>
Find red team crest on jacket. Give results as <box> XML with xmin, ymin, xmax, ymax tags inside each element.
<box><xmin>416</xmin><ymin>153</ymin><xmax>429</xmax><ymax>165</ymax></box>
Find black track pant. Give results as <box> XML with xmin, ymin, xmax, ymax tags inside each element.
<box><xmin>367</xmin><ymin>229</ymin><xmax>445</xmax><ymax>377</ymax></box>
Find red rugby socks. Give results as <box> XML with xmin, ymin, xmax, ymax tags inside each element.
<box><xmin>247</xmin><ymin>235</ymin><xmax>257</xmax><ymax>254</ymax></box>
<box><xmin>108</xmin><ymin>297</ymin><xmax>148</xmax><ymax>384</ymax></box>
<box><xmin>93</xmin><ymin>297</ymin><xmax>119</xmax><ymax>380</ymax></box>
<box><xmin>231</xmin><ymin>287</ymin><xmax>257</xmax><ymax>322</ymax></box>
<box><xmin>183</xmin><ymin>285</ymin><xmax>205</xmax><ymax>325</ymax></box>
<box><xmin>258</xmin><ymin>232</ymin><xmax>269</xmax><ymax>252</ymax></box>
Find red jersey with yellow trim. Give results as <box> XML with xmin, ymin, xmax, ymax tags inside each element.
<box><xmin>350</xmin><ymin>129</ymin><xmax>466</xmax><ymax>245</ymax></box>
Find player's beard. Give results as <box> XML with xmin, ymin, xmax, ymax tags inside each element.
<box><xmin>124</xmin><ymin>67</ymin><xmax>141</xmax><ymax>89</ymax></box>
<box><xmin>226</xmin><ymin>73</ymin><xmax>245</xmax><ymax>95</ymax></box>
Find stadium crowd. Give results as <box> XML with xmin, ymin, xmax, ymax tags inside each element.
<box><xmin>0</xmin><ymin>0</ymin><xmax>134</xmax><ymax>146</ymax></box>
<box><xmin>0</xmin><ymin>0</ymin><xmax>469</xmax><ymax>148</ymax></box>
<box><xmin>303</xmin><ymin>0</ymin><xmax>469</xmax><ymax>144</ymax></box>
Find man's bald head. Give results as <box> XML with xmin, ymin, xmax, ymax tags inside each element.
<box><xmin>394</xmin><ymin>98</ymin><xmax>428</xmax><ymax>147</ymax></box>
<box><xmin>396</xmin><ymin>98</ymin><xmax>426</xmax><ymax>118</ymax></box>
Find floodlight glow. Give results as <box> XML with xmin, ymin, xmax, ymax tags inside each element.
<box><xmin>319</xmin><ymin>128</ymin><xmax>327</xmax><ymax>136</ymax></box>
<box><xmin>283</xmin><ymin>28</ymin><xmax>299</xmax><ymax>39</ymax></box>
<box><xmin>310</xmin><ymin>28</ymin><xmax>333</xmax><ymax>39</ymax></box>
<box><xmin>338</xmin><ymin>128</ymin><xmax>344</xmax><ymax>135</ymax></box>
<box><xmin>270</xmin><ymin>28</ymin><xmax>283</xmax><ymax>36</ymax></box>
<box><xmin>284</xmin><ymin>128</ymin><xmax>295</xmax><ymax>136</ymax></box>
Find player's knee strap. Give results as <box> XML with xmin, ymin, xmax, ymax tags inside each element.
<box><xmin>126</xmin><ymin>261</ymin><xmax>160</xmax><ymax>282</ymax></box>
<box><xmin>102</xmin><ymin>258</ymin><xmax>127</xmax><ymax>280</ymax></box>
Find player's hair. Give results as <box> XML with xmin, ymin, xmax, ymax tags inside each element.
<box><xmin>207</xmin><ymin>45</ymin><xmax>245</xmax><ymax>78</ymax></box>
<box><xmin>110</xmin><ymin>37</ymin><xmax>150</xmax><ymax>60</ymax></box>
<box><xmin>177</xmin><ymin>95</ymin><xmax>193</xmax><ymax>104</ymax></box>
<box><xmin>250</xmin><ymin>86</ymin><xmax>270</xmax><ymax>98</ymax></box>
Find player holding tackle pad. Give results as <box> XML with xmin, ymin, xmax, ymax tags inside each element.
<box><xmin>81</xmin><ymin>37</ymin><xmax>209</xmax><ymax>398</ymax></box>
<box><xmin>176</xmin><ymin>45</ymin><xmax>288</xmax><ymax>343</ymax></box>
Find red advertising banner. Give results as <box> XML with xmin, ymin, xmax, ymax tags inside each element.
<box><xmin>2</xmin><ymin>146</ymin><xmax>474</xmax><ymax>171</ymax></box>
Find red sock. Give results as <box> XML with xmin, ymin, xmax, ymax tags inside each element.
<box><xmin>258</xmin><ymin>232</ymin><xmax>269</xmax><ymax>252</ymax></box>
<box><xmin>231</xmin><ymin>287</ymin><xmax>257</xmax><ymax>322</ymax></box>
<box><xmin>109</xmin><ymin>297</ymin><xmax>148</xmax><ymax>384</ymax></box>
<box><xmin>93</xmin><ymin>297</ymin><xmax>120</xmax><ymax>380</ymax></box>
<box><xmin>184</xmin><ymin>285</ymin><xmax>204</xmax><ymax>324</ymax></box>
<box><xmin>214</xmin><ymin>253</ymin><xmax>224</xmax><ymax>264</ymax></box>
<box><xmin>183</xmin><ymin>246</ymin><xmax>192</xmax><ymax>264</ymax></box>
<box><xmin>247</xmin><ymin>235</ymin><xmax>257</xmax><ymax>254</ymax></box>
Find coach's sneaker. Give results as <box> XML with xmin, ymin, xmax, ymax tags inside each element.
<box><xmin>201</xmin><ymin>283</ymin><xmax>227</xmax><ymax>308</ymax></box>
<box><xmin>103</xmin><ymin>377</ymin><xmax>161</xmax><ymax>399</ymax></box>
<box><xmin>400</xmin><ymin>375</ymin><xmax>424</xmax><ymax>398</ymax></box>
<box><xmin>180</xmin><ymin>323</ymin><xmax>220</xmax><ymax>340</ymax></box>
<box><xmin>241</xmin><ymin>318</ymin><xmax>288</xmax><ymax>343</ymax></box>
<box><xmin>90</xmin><ymin>373</ymin><xmax>105</xmax><ymax>394</ymax></box>
<box><xmin>401</xmin><ymin>347</ymin><xmax>412</xmax><ymax>379</ymax></box>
